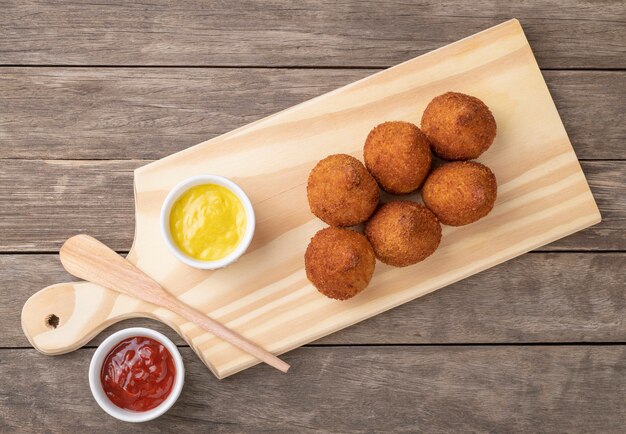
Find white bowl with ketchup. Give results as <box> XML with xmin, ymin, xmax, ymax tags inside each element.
<box><xmin>89</xmin><ymin>327</ymin><xmax>184</xmax><ymax>422</ymax></box>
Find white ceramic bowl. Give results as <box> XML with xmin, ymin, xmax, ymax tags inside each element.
<box><xmin>89</xmin><ymin>327</ymin><xmax>185</xmax><ymax>423</ymax></box>
<box><xmin>160</xmin><ymin>174</ymin><xmax>256</xmax><ymax>270</ymax></box>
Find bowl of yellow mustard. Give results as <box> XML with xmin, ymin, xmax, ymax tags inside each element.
<box><xmin>160</xmin><ymin>175</ymin><xmax>255</xmax><ymax>269</ymax></box>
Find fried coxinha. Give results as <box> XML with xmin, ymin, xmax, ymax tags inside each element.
<box><xmin>364</xmin><ymin>121</ymin><xmax>432</xmax><ymax>194</ymax></box>
<box><xmin>421</xmin><ymin>91</ymin><xmax>497</xmax><ymax>161</ymax></box>
<box><xmin>305</xmin><ymin>91</ymin><xmax>498</xmax><ymax>300</ymax></box>
<box><xmin>422</xmin><ymin>161</ymin><xmax>497</xmax><ymax>226</ymax></box>
<box><xmin>307</xmin><ymin>154</ymin><xmax>379</xmax><ymax>227</ymax></box>
<box><xmin>304</xmin><ymin>227</ymin><xmax>375</xmax><ymax>300</ymax></box>
<box><xmin>365</xmin><ymin>201</ymin><xmax>441</xmax><ymax>267</ymax></box>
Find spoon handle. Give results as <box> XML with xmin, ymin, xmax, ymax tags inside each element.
<box><xmin>60</xmin><ymin>234</ymin><xmax>289</xmax><ymax>373</ymax></box>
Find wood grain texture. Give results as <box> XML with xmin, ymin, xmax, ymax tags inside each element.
<box><xmin>1</xmin><ymin>1</ymin><xmax>624</xmax><ymax>68</ymax></box>
<box><xmin>20</xmin><ymin>21</ymin><xmax>601</xmax><ymax>378</ymax></box>
<box><xmin>1</xmin><ymin>346</ymin><xmax>625</xmax><ymax>432</ymax></box>
<box><xmin>0</xmin><ymin>160</ymin><xmax>135</xmax><ymax>251</ymax></box>
<box><xmin>1</xmin><ymin>68</ymin><xmax>623</xmax><ymax>160</ymax></box>
<box><xmin>55</xmin><ymin>234</ymin><xmax>289</xmax><ymax>372</ymax></box>
<box><xmin>2</xmin><ymin>160</ymin><xmax>622</xmax><ymax>253</ymax></box>
<box><xmin>4</xmin><ymin>253</ymin><xmax>625</xmax><ymax>347</ymax></box>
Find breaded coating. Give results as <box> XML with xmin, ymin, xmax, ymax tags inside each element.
<box><xmin>363</xmin><ymin>121</ymin><xmax>432</xmax><ymax>194</ymax></box>
<box><xmin>365</xmin><ymin>201</ymin><xmax>441</xmax><ymax>267</ymax></box>
<box><xmin>307</xmin><ymin>154</ymin><xmax>380</xmax><ymax>227</ymax></box>
<box><xmin>305</xmin><ymin>227</ymin><xmax>376</xmax><ymax>300</ymax></box>
<box><xmin>421</xmin><ymin>92</ymin><xmax>496</xmax><ymax>160</ymax></box>
<box><xmin>422</xmin><ymin>161</ymin><xmax>497</xmax><ymax>226</ymax></box>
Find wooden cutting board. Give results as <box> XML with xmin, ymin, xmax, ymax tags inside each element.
<box><xmin>22</xmin><ymin>19</ymin><xmax>600</xmax><ymax>379</ymax></box>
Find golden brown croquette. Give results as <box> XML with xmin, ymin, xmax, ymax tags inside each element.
<box><xmin>363</xmin><ymin>121</ymin><xmax>432</xmax><ymax>194</ymax></box>
<box><xmin>305</xmin><ymin>227</ymin><xmax>376</xmax><ymax>300</ymax></box>
<box><xmin>365</xmin><ymin>201</ymin><xmax>441</xmax><ymax>267</ymax></box>
<box><xmin>307</xmin><ymin>154</ymin><xmax>380</xmax><ymax>227</ymax></box>
<box><xmin>421</xmin><ymin>92</ymin><xmax>496</xmax><ymax>160</ymax></box>
<box><xmin>422</xmin><ymin>161</ymin><xmax>497</xmax><ymax>226</ymax></box>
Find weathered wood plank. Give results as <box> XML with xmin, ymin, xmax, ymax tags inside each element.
<box><xmin>0</xmin><ymin>160</ymin><xmax>136</xmax><ymax>252</ymax></box>
<box><xmin>1</xmin><ymin>1</ymin><xmax>624</xmax><ymax>68</ymax></box>
<box><xmin>0</xmin><ymin>346</ymin><xmax>624</xmax><ymax>432</ymax></box>
<box><xmin>0</xmin><ymin>160</ymin><xmax>622</xmax><ymax>252</ymax></box>
<box><xmin>3</xmin><ymin>253</ymin><xmax>625</xmax><ymax>348</ymax></box>
<box><xmin>0</xmin><ymin>69</ymin><xmax>623</xmax><ymax>160</ymax></box>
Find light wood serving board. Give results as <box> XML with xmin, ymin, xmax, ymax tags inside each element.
<box><xmin>22</xmin><ymin>20</ymin><xmax>600</xmax><ymax>379</ymax></box>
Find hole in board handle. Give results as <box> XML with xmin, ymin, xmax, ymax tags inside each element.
<box><xmin>45</xmin><ymin>314</ymin><xmax>59</xmax><ymax>329</ymax></box>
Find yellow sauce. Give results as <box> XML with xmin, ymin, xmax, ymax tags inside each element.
<box><xmin>169</xmin><ymin>184</ymin><xmax>246</xmax><ymax>261</ymax></box>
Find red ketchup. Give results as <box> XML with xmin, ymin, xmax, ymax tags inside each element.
<box><xmin>100</xmin><ymin>336</ymin><xmax>176</xmax><ymax>412</ymax></box>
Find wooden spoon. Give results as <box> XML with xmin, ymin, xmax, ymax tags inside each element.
<box><xmin>59</xmin><ymin>234</ymin><xmax>290</xmax><ymax>373</ymax></box>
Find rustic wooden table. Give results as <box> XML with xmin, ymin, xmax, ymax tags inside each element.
<box><xmin>1</xmin><ymin>1</ymin><xmax>624</xmax><ymax>432</ymax></box>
